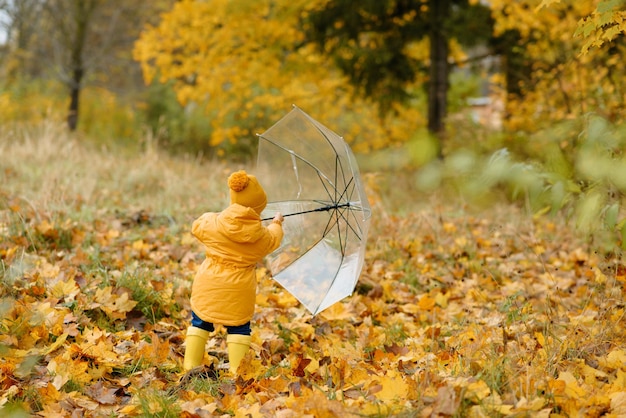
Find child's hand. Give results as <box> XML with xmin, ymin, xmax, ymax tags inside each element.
<box><xmin>273</xmin><ymin>213</ymin><xmax>284</xmax><ymax>224</ymax></box>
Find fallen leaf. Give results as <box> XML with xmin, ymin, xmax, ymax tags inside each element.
<box><xmin>610</xmin><ymin>392</ymin><xmax>626</xmax><ymax>415</ymax></box>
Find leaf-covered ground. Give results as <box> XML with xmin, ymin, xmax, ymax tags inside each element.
<box><xmin>1</xmin><ymin>130</ymin><xmax>626</xmax><ymax>417</ymax></box>
<box><xmin>2</xmin><ymin>192</ymin><xmax>626</xmax><ymax>417</ymax></box>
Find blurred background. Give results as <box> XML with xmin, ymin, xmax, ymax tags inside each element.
<box><xmin>1</xmin><ymin>0</ymin><xmax>625</xmax><ymax>247</ymax></box>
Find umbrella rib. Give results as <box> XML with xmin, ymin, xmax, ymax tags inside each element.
<box><xmin>337</xmin><ymin>181</ymin><xmax>366</xmax><ymax>240</ymax></box>
<box><xmin>260</xmin><ymin>199</ymin><xmax>350</xmax><ymax>221</ymax></box>
<box><xmin>300</xmin><ymin>109</ymin><xmax>343</xmax><ymax>158</ymax></box>
<box><xmin>257</xmin><ymin>107</ymin><xmax>371</xmax><ymax>315</ymax></box>
<box><xmin>330</xmin><ymin>174</ymin><xmax>360</xmax><ymax>248</ymax></box>
<box><xmin>335</xmin><ymin>205</ymin><xmax>362</xmax><ymax>243</ymax></box>
<box><xmin>318</xmin><ymin>170</ymin><xmax>338</xmax><ymax>205</ymax></box>
<box><xmin>325</xmin><ymin>156</ymin><xmax>351</xmax><ymax>255</ymax></box>
<box><xmin>258</xmin><ymin>135</ymin><xmax>339</xmax><ymax>191</ymax></box>
<box><xmin>259</xmin><ymin>138</ymin><xmax>366</xmax><ymax>239</ymax></box>
<box><xmin>296</xmin><ymin>112</ymin><xmax>352</xmax><ymax>210</ymax></box>
<box><xmin>333</xmin><ymin>156</ymin><xmax>347</xmax><ymax>256</ymax></box>
<box><xmin>258</xmin><ymin>135</ymin><xmax>349</xmax><ymax>224</ymax></box>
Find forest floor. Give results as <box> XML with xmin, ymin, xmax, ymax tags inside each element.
<box><xmin>1</xmin><ymin>124</ymin><xmax>625</xmax><ymax>417</ymax></box>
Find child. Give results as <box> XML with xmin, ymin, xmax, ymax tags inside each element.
<box><xmin>183</xmin><ymin>170</ymin><xmax>284</xmax><ymax>374</ymax></box>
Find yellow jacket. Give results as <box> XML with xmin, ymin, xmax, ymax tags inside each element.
<box><xmin>190</xmin><ymin>204</ymin><xmax>283</xmax><ymax>326</ymax></box>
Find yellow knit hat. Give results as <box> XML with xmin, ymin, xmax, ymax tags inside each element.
<box><xmin>228</xmin><ymin>170</ymin><xmax>267</xmax><ymax>214</ymax></box>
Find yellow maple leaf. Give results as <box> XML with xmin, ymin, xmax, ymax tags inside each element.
<box><xmin>119</xmin><ymin>405</ymin><xmax>142</xmax><ymax>415</ymax></box>
<box><xmin>84</xmin><ymin>341</ymin><xmax>124</xmax><ymax>369</ymax></box>
<box><xmin>48</xmin><ymin>355</ymin><xmax>90</xmax><ymax>386</ymax></box>
<box><xmin>42</xmin><ymin>332</ymin><xmax>69</xmax><ymax>356</ymax></box>
<box><xmin>256</xmin><ymin>375</ymin><xmax>290</xmax><ymax>395</ymax></box>
<box><xmin>443</xmin><ymin>222</ymin><xmax>457</xmax><ymax>233</ymax></box>
<box><xmin>267</xmin><ymin>290</ymin><xmax>298</xmax><ymax>309</ymax></box>
<box><xmin>418</xmin><ymin>294</ymin><xmax>436</xmax><ymax>311</ymax></box>
<box><xmin>93</xmin><ymin>287</ymin><xmax>138</xmax><ymax>320</ymax></box>
<box><xmin>132</xmin><ymin>239</ymin><xmax>151</xmax><ymax>257</ymax></box>
<box><xmin>556</xmin><ymin>371</ymin><xmax>586</xmax><ymax>398</ymax></box>
<box><xmin>399</xmin><ymin>303</ymin><xmax>420</xmax><ymax>314</ymax></box>
<box><xmin>234</xmin><ymin>402</ymin><xmax>264</xmax><ymax>418</ymax></box>
<box><xmin>256</xmin><ymin>292</ymin><xmax>270</xmax><ymax>307</ymax></box>
<box><xmin>136</xmin><ymin>332</ymin><xmax>172</xmax><ymax>366</ymax></box>
<box><xmin>319</xmin><ymin>302</ymin><xmax>353</xmax><ymax>321</ymax></box>
<box><xmin>535</xmin><ymin>331</ymin><xmax>546</xmax><ymax>347</ymax></box>
<box><xmin>610</xmin><ymin>392</ymin><xmax>626</xmax><ymax>415</ymax></box>
<box><xmin>600</xmin><ymin>349</ymin><xmax>626</xmax><ymax>369</ymax></box>
<box><xmin>39</xmin><ymin>260</ymin><xmax>61</xmax><ymax>279</ymax></box>
<box><xmin>467</xmin><ymin>393</ymin><xmax>514</xmax><ymax>416</ymax></box>
<box><xmin>35</xmin><ymin>219</ymin><xmax>56</xmax><ymax>238</ymax></box>
<box><xmin>578</xmin><ymin>362</ymin><xmax>608</xmax><ymax>385</ymax></box>
<box><xmin>609</xmin><ymin>369</ymin><xmax>626</xmax><ymax>392</ymax></box>
<box><xmin>346</xmin><ymin>363</ymin><xmax>372</xmax><ymax>386</ymax></box>
<box><xmin>37</xmin><ymin>382</ymin><xmax>61</xmax><ymax>405</ymax></box>
<box><xmin>304</xmin><ymin>356</ymin><xmax>320</xmax><ymax>374</ymax></box>
<box><xmin>49</xmin><ymin>278</ymin><xmax>79</xmax><ymax>300</ymax></box>
<box><xmin>286</xmin><ymin>387</ymin><xmax>354</xmax><ymax>417</ymax></box>
<box><xmin>370</xmin><ymin>371</ymin><xmax>409</xmax><ymax>402</ymax></box>
<box><xmin>513</xmin><ymin>396</ymin><xmax>546</xmax><ymax>412</ymax></box>
<box><xmin>435</xmin><ymin>292</ymin><xmax>449</xmax><ymax>308</ymax></box>
<box><xmin>466</xmin><ymin>379</ymin><xmax>491</xmax><ymax>402</ymax></box>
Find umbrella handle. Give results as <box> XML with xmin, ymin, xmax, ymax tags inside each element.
<box><xmin>261</xmin><ymin>203</ymin><xmax>351</xmax><ymax>221</ymax></box>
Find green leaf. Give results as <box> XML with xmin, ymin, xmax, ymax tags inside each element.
<box><xmin>603</xmin><ymin>25</ymin><xmax>622</xmax><ymax>40</ymax></box>
<box><xmin>576</xmin><ymin>192</ymin><xmax>604</xmax><ymax>232</ymax></box>
<box><xmin>605</xmin><ymin>203</ymin><xmax>619</xmax><ymax>229</ymax></box>
<box><xmin>597</xmin><ymin>0</ymin><xmax>625</xmax><ymax>14</ymax></box>
<box><xmin>598</xmin><ymin>11</ymin><xmax>615</xmax><ymax>27</ymax></box>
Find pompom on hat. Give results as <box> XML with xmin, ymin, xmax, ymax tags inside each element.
<box><xmin>228</xmin><ymin>170</ymin><xmax>267</xmax><ymax>214</ymax></box>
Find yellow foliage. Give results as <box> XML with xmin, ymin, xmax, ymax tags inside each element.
<box><xmin>490</xmin><ymin>0</ymin><xmax>626</xmax><ymax>130</ymax></box>
<box><xmin>49</xmin><ymin>278</ymin><xmax>79</xmax><ymax>301</ymax></box>
<box><xmin>3</xmin><ymin>129</ymin><xmax>626</xmax><ymax>416</ymax></box>
<box><xmin>88</xmin><ymin>287</ymin><xmax>138</xmax><ymax>320</ymax></box>
<box><xmin>133</xmin><ymin>0</ymin><xmax>422</xmax><ymax>152</ymax></box>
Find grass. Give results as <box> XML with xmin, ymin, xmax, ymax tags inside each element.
<box><xmin>2</xmin><ymin>119</ymin><xmax>626</xmax><ymax>416</ymax></box>
<box><xmin>115</xmin><ymin>267</ymin><xmax>181</xmax><ymax>323</ymax></box>
<box><xmin>136</xmin><ymin>388</ymin><xmax>182</xmax><ymax>417</ymax></box>
<box><xmin>0</xmin><ymin>120</ymin><xmax>233</xmax><ymax>223</ymax></box>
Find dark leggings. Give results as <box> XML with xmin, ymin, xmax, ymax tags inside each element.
<box><xmin>191</xmin><ymin>311</ymin><xmax>251</xmax><ymax>335</ymax></box>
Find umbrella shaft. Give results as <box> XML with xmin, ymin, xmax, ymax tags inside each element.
<box><xmin>262</xmin><ymin>203</ymin><xmax>351</xmax><ymax>221</ymax></box>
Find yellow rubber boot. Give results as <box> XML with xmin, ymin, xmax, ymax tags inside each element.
<box><xmin>227</xmin><ymin>334</ymin><xmax>251</xmax><ymax>374</ymax></box>
<box><xmin>183</xmin><ymin>326</ymin><xmax>211</xmax><ymax>370</ymax></box>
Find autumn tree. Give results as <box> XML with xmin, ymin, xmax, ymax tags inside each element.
<box><xmin>133</xmin><ymin>0</ymin><xmax>423</xmax><ymax>156</ymax></box>
<box><xmin>303</xmin><ymin>0</ymin><xmax>494</xmax><ymax>153</ymax></box>
<box><xmin>489</xmin><ymin>0</ymin><xmax>626</xmax><ymax>132</ymax></box>
<box><xmin>571</xmin><ymin>0</ymin><xmax>626</xmax><ymax>53</ymax></box>
<box><xmin>46</xmin><ymin>0</ymin><xmax>102</xmax><ymax>130</ymax></box>
<box><xmin>473</xmin><ymin>0</ymin><xmax>626</xmax><ymax>241</ymax></box>
<box><xmin>0</xmin><ymin>0</ymin><xmax>44</xmax><ymax>80</ymax></box>
<box><xmin>0</xmin><ymin>0</ymin><xmax>173</xmax><ymax>131</ymax></box>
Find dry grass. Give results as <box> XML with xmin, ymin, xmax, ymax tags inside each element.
<box><xmin>2</xmin><ymin>121</ymin><xmax>626</xmax><ymax>416</ymax></box>
<box><xmin>0</xmin><ymin>121</ymin><xmax>238</xmax><ymax>222</ymax></box>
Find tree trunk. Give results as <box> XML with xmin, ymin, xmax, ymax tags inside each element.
<box><xmin>428</xmin><ymin>0</ymin><xmax>450</xmax><ymax>157</ymax></box>
<box><xmin>67</xmin><ymin>67</ymin><xmax>83</xmax><ymax>131</ymax></box>
<box><xmin>65</xmin><ymin>0</ymin><xmax>95</xmax><ymax>132</ymax></box>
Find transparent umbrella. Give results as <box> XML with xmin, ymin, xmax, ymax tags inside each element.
<box><xmin>256</xmin><ymin>106</ymin><xmax>371</xmax><ymax>315</ymax></box>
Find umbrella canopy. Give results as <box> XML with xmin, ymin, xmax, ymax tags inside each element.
<box><xmin>256</xmin><ymin>106</ymin><xmax>371</xmax><ymax>315</ymax></box>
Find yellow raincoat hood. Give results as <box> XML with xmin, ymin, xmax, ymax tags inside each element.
<box><xmin>190</xmin><ymin>204</ymin><xmax>283</xmax><ymax>326</ymax></box>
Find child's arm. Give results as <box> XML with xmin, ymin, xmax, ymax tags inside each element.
<box><xmin>272</xmin><ymin>213</ymin><xmax>284</xmax><ymax>224</ymax></box>
<box><xmin>191</xmin><ymin>212</ymin><xmax>216</xmax><ymax>242</ymax></box>
<box><xmin>263</xmin><ymin>213</ymin><xmax>284</xmax><ymax>254</ymax></box>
